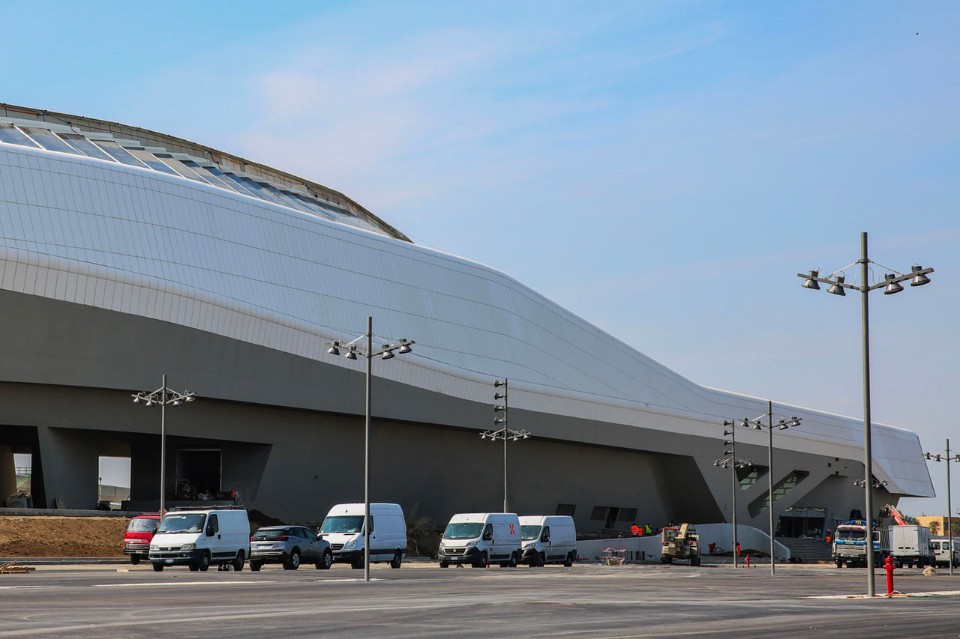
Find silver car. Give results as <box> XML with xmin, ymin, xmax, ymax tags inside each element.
<box><xmin>249</xmin><ymin>525</ymin><xmax>332</xmax><ymax>571</ymax></box>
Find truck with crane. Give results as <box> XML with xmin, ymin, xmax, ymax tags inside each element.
<box><xmin>882</xmin><ymin>504</ymin><xmax>934</xmax><ymax>569</ymax></box>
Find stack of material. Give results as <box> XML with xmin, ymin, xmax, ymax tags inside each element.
<box><xmin>0</xmin><ymin>561</ymin><xmax>34</xmax><ymax>574</ymax></box>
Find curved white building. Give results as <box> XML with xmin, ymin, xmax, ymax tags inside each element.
<box><xmin>0</xmin><ymin>103</ymin><xmax>932</xmax><ymax>533</ymax></box>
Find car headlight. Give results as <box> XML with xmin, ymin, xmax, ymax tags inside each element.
<box><xmin>465</xmin><ymin>541</ymin><xmax>476</xmax><ymax>549</ymax></box>
<box><xmin>344</xmin><ymin>539</ymin><xmax>357</xmax><ymax>550</ymax></box>
<box><xmin>181</xmin><ymin>543</ymin><xmax>196</xmax><ymax>551</ymax></box>
<box><xmin>150</xmin><ymin>543</ymin><xmax>158</xmax><ymax>551</ymax></box>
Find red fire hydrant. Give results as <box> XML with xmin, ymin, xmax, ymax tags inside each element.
<box><xmin>884</xmin><ymin>555</ymin><xmax>895</xmax><ymax>596</ymax></box>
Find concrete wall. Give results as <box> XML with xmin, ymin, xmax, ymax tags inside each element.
<box><xmin>0</xmin><ymin>289</ymin><xmax>878</xmax><ymax>529</ymax></box>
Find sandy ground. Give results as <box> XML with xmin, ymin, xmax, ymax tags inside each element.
<box><xmin>0</xmin><ymin>516</ymin><xmax>128</xmax><ymax>557</ymax></box>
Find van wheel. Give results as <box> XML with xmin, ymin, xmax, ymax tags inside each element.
<box><xmin>473</xmin><ymin>552</ymin><xmax>488</xmax><ymax>568</ymax></box>
<box><xmin>507</xmin><ymin>552</ymin><xmax>518</xmax><ymax>568</ymax></box>
<box><xmin>564</xmin><ymin>553</ymin><xmax>574</xmax><ymax>567</ymax></box>
<box><xmin>537</xmin><ymin>552</ymin><xmax>545</xmax><ymax>567</ymax></box>
<box><xmin>439</xmin><ymin>561</ymin><xmax>449</xmax><ymax>568</ymax></box>
<box><xmin>130</xmin><ymin>555</ymin><xmax>141</xmax><ymax>565</ymax></box>
<box><xmin>284</xmin><ymin>549</ymin><xmax>301</xmax><ymax>570</ymax></box>
<box><xmin>233</xmin><ymin>550</ymin><xmax>245</xmax><ymax>572</ymax></box>
<box><xmin>317</xmin><ymin>550</ymin><xmax>333</xmax><ymax>570</ymax></box>
<box><xmin>250</xmin><ymin>561</ymin><xmax>262</xmax><ymax>571</ymax></box>
<box><xmin>152</xmin><ymin>562</ymin><xmax>163</xmax><ymax>572</ymax></box>
<box><xmin>198</xmin><ymin>551</ymin><xmax>211</xmax><ymax>572</ymax></box>
<box><xmin>390</xmin><ymin>551</ymin><xmax>402</xmax><ymax>569</ymax></box>
<box><xmin>351</xmin><ymin>555</ymin><xmax>365</xmax><ymax>569</ymax></box>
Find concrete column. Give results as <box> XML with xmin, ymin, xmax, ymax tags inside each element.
<box><xmin>35</xmin><ymin>426</ymin><xmax>99</xmax><ymax>509</ymax></box>
<box><xmin>0</xmin><ymin>444</ymin><xmax>16</xmax><ymax>500</ymax></box>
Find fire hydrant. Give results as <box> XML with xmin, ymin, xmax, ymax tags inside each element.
<box><xmin>884</xmin><ymin>555</ymin><xmax>895</xmax><ymax>596</ymax></box>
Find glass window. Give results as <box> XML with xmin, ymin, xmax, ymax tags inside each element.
<box><xmin>20</xmin><ymin>127</ymin><xmax>81</xmax><ymax>154</ymax></box>
<box><xmin>0</xmin><ymin>124</ymin><xmax>41</xmax><ymax>147</ymax></box>
<box><xmin>520</xmin><ymin>525</ymin><xmax>542</xmax><ymax>541</ymax></box>
<box><xmin>126</xmin><ymin>149</ymin><xmax>180</xmax><ymax>176</ymax></box>
<box><xmin>218</xmin><ymin>171</ymin><xmax>261</xmax><ymax>197</ymax></box>
<box><xmin>181</xmin><ymin>160</ymin><xmax>236</xmax><ymax>190</ymax></box>
<box><xmin>320</xmin><ymin>515</ymin><xmax>364</xmax><ymax>534</ymax></box>
<box><xmin>238</xmin><ymin>176</ymin><xmax>288</xmax><ymax>205</ymax></box>
<box><xmin>442</xmin><ymin>522</ymin><xmax>484</xmax><ymax>540</ymax></box>
<box><xmin>193</xmin><ymin>165</ymin><xmax>246</xmax><ymax>193</ymax></box>
<box><xmin>127</xmin><ymin>517</ymin><xmax>159</xmax><ymax>533</ymax></box>
<box><xmin>158</xmin><ymin>513</ymin><xmax>206</xmax><ymax>534</ymax></box>
<box><xmin>59</xmin><ymin>134</ymin><xmax>115</xmax><ymax>161</ymax></box>
<box><xmin>292</xmin><ymin>194</ymin><xmax>336</xmax><ymax>220</ymax></box>
<box><xmin>93</xmin><ymin>140</ymin><xmax>149</xmax><ymax>168</ymax></box>
<box><xmin>252</xmin><ymin>528</ymin><xmax>289</xmax><ymax>541</ymax></box>
<box><xmin>150</xmin><ymin>153</ymin><xmax>210</xmax><ymax>183</ymax></box>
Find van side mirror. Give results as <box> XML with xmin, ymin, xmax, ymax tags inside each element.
<box><xmin>483</xmin><ymin>531</ymin><xmax>492</xmax><ymax>541</ymax></box>
<box><xmin>541</xmin><ymin>533</ymin><xmax>550</xmax><ymax>542</ymax></box>
<box><xmin>206</xmin><ymin>526</ymin><xmax>215</xmax><ymax>537</ymax></box>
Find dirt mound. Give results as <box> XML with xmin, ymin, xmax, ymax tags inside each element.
<box><xmin>0</xmin><ymin>516</ymin><xmax>128</xmax><ymax>557</ymax></box>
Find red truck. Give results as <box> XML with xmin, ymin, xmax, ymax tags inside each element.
<box><xmin>123</xmin><ymin>513</ymin><xmax>161</xmax><ymax>565</ymax></box>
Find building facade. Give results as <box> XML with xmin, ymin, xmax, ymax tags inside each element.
<box><xmin>0</xmin><ymin>103</ymin><xmax>934</xmax><ymax>533</ymax></box>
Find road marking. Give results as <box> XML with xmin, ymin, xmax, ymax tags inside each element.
<box><xmin>807</xmin><ymin>590</ymin><xmax>960</xmax><ymax>599</ymax></box>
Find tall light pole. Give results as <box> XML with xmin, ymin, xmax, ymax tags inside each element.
<box><xmin>742</xmin><ymin>403</ymin><xmax>801</xmax><ymax>575</ymax></box>
<box><xmin>716</xmin><ymin>420</ymin><xmax>752</xmax><ymax>568</ymax></box>
<box><xmin>132</xmin><ymin>374</ymin><xmax>196</xmax><ymax>517</ymax></box>
<box><xmin>328</xmin><ymin>317</ymin><xmax>413</xmax><ymax>582</ymax></box>
<box><xmin>482</xmin><ymin>379</ymin><xmax>531</xmax><ymax>513</ymax></box>
<box><xmin>799</xmin><ymin>231</ymin><xmax>933</xmax><ymax>596</ymax></box>
<box><xmin>925</xmin><ymin>440</ymin><xmax>960</xmax><ymax>576</ymax></box>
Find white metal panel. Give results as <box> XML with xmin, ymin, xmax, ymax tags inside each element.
<box><xmin>0</xmin><ymin>142</ymin><xmax>934</xmax><ymax>497</ymax></box>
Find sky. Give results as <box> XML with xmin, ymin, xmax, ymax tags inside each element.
<box><xmin>3</xmin><ymin>1</ymin><xmax>958</xmax><ymax>515</ymax></box>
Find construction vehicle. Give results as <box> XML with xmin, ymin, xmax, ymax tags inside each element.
<box><xmin>881</xmin><ymin>504</ymin><xmax>934</xmax><ymax>568</ymax></box>
<box><xmin>660</xmin><ymin>523</ymin><xmax>701</xmax><ymax>565</ymax></box>
<box><xmin>832</xmin><ymin>519</ymin><xmax>890</xmax><ymax>568</ymax></box>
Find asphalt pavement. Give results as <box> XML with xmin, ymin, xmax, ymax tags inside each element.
<box><xmin>1</xmin><ymin>561</ymin><xmax>959</xmax><ymax>638</ymax></box>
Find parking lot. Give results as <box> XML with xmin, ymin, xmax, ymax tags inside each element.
<box><xmin>2</xmin><ymin>561</ymin><xmax>960</xmax><ymax>638</ymax></box>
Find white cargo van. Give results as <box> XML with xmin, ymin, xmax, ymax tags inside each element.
<box><xmin>519</xmin><ymin>515</ymin><xmax>577</xmax><ymax>567</ymax></box>
<box><xmin>149</xmin><ymin>508</ymin><xmax>250</xmax><ymax>572</ymax></box>
<box><xmin>438</xmin><ymin>513</ymin><xmax>522</xmax><ymax>568</ymax></box>
<box><xmin>319</xmin><ymin>503</ymin><xmax>407</xmax><ymax>569</ymax></box>
<box><xmin>931</xmin><ymin>537</ymin><xmax>960</xmax><ymax>568</ymax></box>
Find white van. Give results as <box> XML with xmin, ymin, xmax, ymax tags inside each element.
<box><xmin>438</xmin><ymin>513</ymin><xmax>522</xmax><ymax>568</ymax></box>
<box><xmin>149</xmin><ymin>508</ymin><xmax>250</xmax><ymax>572</ymax></box>
<box><xmin>319</xmin><ymin>503</ymin><xmax>407</xmax><ymax>569</ymax></box>
<box><xmin>931</xmin><ymin>537</ymin><xmax>960</xmax><ymax>568</ymax></box>
<box><xmin>519</xmin><ymin>515</ymin><xmax>578</xmax><ymax>567</ymax></box>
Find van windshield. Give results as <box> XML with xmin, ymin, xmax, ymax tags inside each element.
<box><xmin>443</xmin><ymin>522</ymin><xmax>483</xmax><ymax>540</ymax></box>
<box><xmin>520</xmin><ymin>525</ymin><xmax>542</xmax><ymax>541</ymax></box>
<box><xmin>320</xmin><ymin>516</ymin><xmax>364</xmax><ymax>534</ymax></box>
<box><xmin>157</xmin><ymin>514</ymin><xmax>206</xmax><ymax>534</ymax></box>
<box><xmin>127</xmin><ymin>518</ymin><xmax>159</xmax><ymax>533</ymax></box>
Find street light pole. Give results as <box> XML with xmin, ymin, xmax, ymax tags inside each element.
<box><xmin>132</xmin><ymin>373</ymin><xmax>196</xmax><ymax>517</ymax></box>
<box><xmin>767</xmin><ymin>401</ymin><xmax>775</xmax><ymax>574</ymax></box>
<box><xmin>742</xmin><ymin>405</ymin><xmax>801</xmax><ymax>575</ymax></box>
<box><xmin>858</xmin><ymin>233</ymin><xmax>877</xmax><ymax>593</ymax></box>
<box><xmin>485</xmin><ymin>379</ymin><xmax>531</xmax><ymax>513</ymax></box>
<box><xmin>364</xmin><ymin>316</ymin><xmax>372</xmax><ymax>584</ymax></box>
<box><xmin>799</xmin><ymin>231</ymin><xmax>933</xmax><ymax>597</ymax></box>
<box><xmin>328</xmin><ymin>318</ymin><xmax>414</xmax><ymax>582</ymax></box>
<box><xmin>717</xmin><ymin>420</ymin><xmax>751</xmax><ymax>568</ymax></box>
<box><xmin>924</xmin><ymin>439</ymin><xmax>959</xmax><ymax>576</ymax></box>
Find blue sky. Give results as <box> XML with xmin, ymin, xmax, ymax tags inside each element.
<box><xmin>3</xmin><ymin>1</ymin><xmax>958</xmax><ymax>514</ymax></box>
